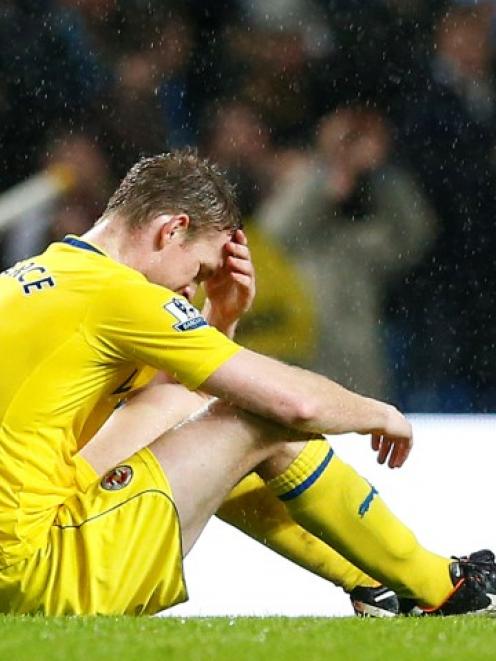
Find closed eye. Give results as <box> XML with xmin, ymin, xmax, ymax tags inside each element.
<box><xmin>196</xmin><ymin>265</ymin><xmax>216</xmax><ymax>283</ymax></box>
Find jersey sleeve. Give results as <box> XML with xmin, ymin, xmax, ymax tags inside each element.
<box><xmin>83</xmin><ymin>278</ymin><xmax>242</xmax><ymax>390</ymax></box>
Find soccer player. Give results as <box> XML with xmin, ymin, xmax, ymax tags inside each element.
<box><xmin>0</xmin><ymin>150</ymin><xmax>494</xmax><ymax>616</ymax></box>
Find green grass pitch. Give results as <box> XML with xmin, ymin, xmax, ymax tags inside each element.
<box><xmin>1</xmin><ymin>616</ymin><xmax>495</xmax><ymax>661</ymax></box>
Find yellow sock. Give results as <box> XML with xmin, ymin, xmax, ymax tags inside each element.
<box><xmin>217</xmin><ymin>472</ymin><xmax>378</xmax><ymax>592</ymax></box>
<box><xmin>267</xmin><ymin>439</ymin><xmax>453</xmax><ymax>608</ymax></box>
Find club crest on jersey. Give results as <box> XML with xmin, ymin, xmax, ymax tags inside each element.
<box><xmin>163</xmin><ymin>297</ymin><xmax>207</xmax><ymax>332</ymax></box>
<box><xmin>100</xmin><ymin>465</ymin><xmax>133</xmax><ymax>491</ymax></box>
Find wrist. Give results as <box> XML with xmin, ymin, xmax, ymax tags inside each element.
<box><xmin>202</xmin><ymin>302</ymin><xmax>239</xmax><ymax>339</ymax></box>
<box><xmin>361</xmin><ymin>397</ymin><xmax>392</xmax><ymax>433</ymax></box>
<box><xmin>209</xmin><ymin>315</ymin><xmax>238</xmax><ymax>339</ymax></box>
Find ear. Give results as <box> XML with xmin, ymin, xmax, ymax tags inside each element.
<box><xmin>156</xmin><ymin>214</ymin><xmax>191</xmax><ymax>248</ymax></box>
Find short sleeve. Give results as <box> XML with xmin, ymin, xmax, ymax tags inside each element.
<box><xmin>83</xmin><ymin>277</ymin><xmax>242</xmax><ymax>390</ymax></box>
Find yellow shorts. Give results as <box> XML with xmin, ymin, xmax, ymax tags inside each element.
<box><xmin>0</xmin><ymin>448</ymin><xmax>187</xmax><ymax>615</ymax></box>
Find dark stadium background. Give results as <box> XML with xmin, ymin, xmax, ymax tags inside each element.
<box><xmin>2</xmin><ymin>0</ymin><xmax>496</xmax><ymax>413</ymax></box>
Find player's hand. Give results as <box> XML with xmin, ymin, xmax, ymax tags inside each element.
<box><xmin>370</xmin><ymin>405</ymin><xmax>413</xmax><ymax>469</ymax></box>
<box><xmin>202</xmin><ymin>229</ymin><xmax>256</xmax><ymax>337</ymax></box>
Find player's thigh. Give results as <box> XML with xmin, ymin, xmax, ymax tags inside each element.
<box><xmin>148</xmin><ymin>400</ymin><xmax>291</xmax><ymax>554</ymax></box>
<box><xmin>0</xmin><ymin>449</ymin><xmax>186</xmax><ymax>615</ymax></box>
<box><xmin>85</xmin><ymin>391</ymin><xmax>305</xmax><ymax>557</ymax></box>
<box><xmin>83</xmin><ymin>391</ymin><xmax>279</xmax><ymax>558</ymax></box>
<box><xmin>81</xmin><ymin>381</ymin><xmax>208</xmax><ymax>476</ymax></box>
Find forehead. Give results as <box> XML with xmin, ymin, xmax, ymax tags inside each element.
<box><xmin>193</xmin><ymin>229</ymin><xmax>230</xmax><ymax>255</ymax></box>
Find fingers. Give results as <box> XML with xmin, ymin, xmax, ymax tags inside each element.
<box><xmin>373</xmin><ymin>435</ymin><xmax>413</xmax><ymax>469</ymax></box>
<box><xmin>371</xmin><ymin>433</ymin><xmax>381</xmax><ymax>452</ymax></box>
<box><xmin>388</xmin><ymin>439</ymin><xmax>412</xmax><ymax>469</ymax></box>
<box><xmin>225</xmin><ymin>235</ymin><xmax>255</xmax><ymax>279</ymax></box>
<box><xmin>377</xmin><ymin>437</ymin><xmax>393</xmax><ymax>465</ymax></box>
<box><xmin>230</xmin><ymin>273</ymin><xmax>253</xmax><ymax>289</ymax></box>
<box><xmin>226</xmin><ymin>238</ymin><xmax>251</xmax><ymax>261</ymax></box>
<box><xmin>371</xmin><ymin>404</ymin><xmax>413</xmax><ymax>469</ymax></box>
<box><xmin>232</xmin><ymin>228</ymin><xmax>248</xmax><ymax>245</ymax></box>
<box><xmin>226</xmin><ymin>255</ymin><xmax>254</xmax><ymax>275</ymax></box>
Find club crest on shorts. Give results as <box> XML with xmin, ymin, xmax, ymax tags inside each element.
<box><xmin>100</xmin><ymin>465</ymin><xmax>133</xmax><ymax>491</ymax></box>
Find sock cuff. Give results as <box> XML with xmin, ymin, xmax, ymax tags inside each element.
<box><xmin>267</xmin><ymin>439</ymin><xmax>333</xmax><ymax>501</ymax></box>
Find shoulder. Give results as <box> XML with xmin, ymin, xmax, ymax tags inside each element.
<box><xmin>90</xmin><ymin>271</ymin><xmax>179</xmax><ymax>321</ymax></box>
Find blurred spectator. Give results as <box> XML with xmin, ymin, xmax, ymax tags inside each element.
<box><xmin>200</xmin><ymin>101</ymin><xmax>318</xmax><ymax>365</ymax></box>
<box><xmin>324</xmin><ymin>0</ymin><xmax>445</xmax><ymax>120</ymax></box>
<box><xmin>258</xmin><ymin>106</ymin><xmax>438</xmax><ymax>400</ymax></box>
<box><xmin>95</xmin><ymin>10</ymin><xmax>197</xmax><ymax>176</ymax></box>
<box><xmin>239</xmin><ymin>0</ymin><xmax>333</xmax><ymax>58</ymax></box>
<box><xmin>0</xmin><ymin>0</ymin><xmax>106</xmax><ymax>187</ymax></box>
<box><xmin>49</xmin><ymin>195</ymin><xmax>101</xmax><ymax>242</ymax></box>
<box><xmin>96</xmin><ymin>51</ymin><xmax>169</xmax><ymax>177</ymax></box>
<box><xmin>153</xmin><ymin>14</ymin><xmax>197</xmax><ymax>148</ymax></box>
<box><xmin>397</xmin><ymin>3</ymin><xmax>496</xmax><ymax>410</ymax></box>
<box><xmin>45</xmin><ymin>129</ymin><xmax>114</xmax><ymax>210</ymax></box>
<box><xmin>228</xmin><ymin>224</ymin><xmax>320</xmax><ymax>367</ymax></box>
<box><xmin>2</xmin><ymin>1</ymin><xmax>496</xmax><ymax>411</ymax></box>
<box><xmin>50</xmin><ymin>0</ymin><xmax>115</xmax><ymax>87</ymax></box>
<box><xmin>2</xmin><ymin>130</ymin><xmax>114</xmax><ymax>268</ymax></box>
<box><xmin>434</xmin><ymin>3</ymin><xmax>496</xmax><ymax>124</ymax></box>
<box><xmin>202</xmin><ymin>102</ymin><xmax>276</xmax><ymax>216</ymax></box>
<box><xmin>214</xmin><ymin>15</ymin><xmax>330</xmax><ymax>146</ymax></box>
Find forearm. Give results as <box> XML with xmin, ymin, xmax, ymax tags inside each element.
<box><xmin>257</xmin><ymin>366</ymin><xmax>392</xmax><ymax>436</ymax></box>
<box><xmin>204</xmin><ymin>349</ymin><xmax>396</xmax><ymax>438</ymax></box>
<box><xmin>287</xmin><ymin>368</ymin><xmax>392</xmax><ymax>436</ymax></box>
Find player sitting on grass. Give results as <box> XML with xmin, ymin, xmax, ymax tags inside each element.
<box><xmin>0</xmin><ymin>150</ymin><xmax>494</xmax><ymax>617</ymax></box>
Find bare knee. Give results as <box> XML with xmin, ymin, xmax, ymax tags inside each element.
<box><xmin>256</xmin><ymin>440</ymin><xmax>309</xmax><ymax>481</ymax></box>
<box><xmin>195</xmin><ymin>402</ymin><xmax>312</xmax><ymax>483</ymax></box>
<box><xmin>203</xmin><ymin>400</ymin><xmax>306</xmax><ymax>452</ymax></box>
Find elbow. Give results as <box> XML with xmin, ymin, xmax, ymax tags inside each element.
<box><xmin>277</xmin><ymin>395</ymin><xmax>320</xmax><ymax>430</ymax></box>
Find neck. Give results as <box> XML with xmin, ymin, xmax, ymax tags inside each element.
<box><xmin>82</xmin><ymin>218</ymin><xmax>144</xmax><ymax>273</ymax></box>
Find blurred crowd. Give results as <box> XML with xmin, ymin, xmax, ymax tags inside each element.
<box><xmin>1</xmin><ymin>0</ymin><xmax>496</xmax><ymax>412</ymax></box>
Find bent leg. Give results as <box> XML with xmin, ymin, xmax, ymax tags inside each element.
<box><xmin>148</xmin><ymin>400</ymin><xmax>307</xmax><ymax>554</ymax></box>
<box><xmin>82</xmin><ymin>382</ymin><xmax>378</xmax><ymax>591</ymax></box>
<box><xmin>259</xmin><ymin>438</ymin><xmax>453</xmax><ymax>608</ymax></box>
<box><xmin>217</xmin><ymin>473</ymin><xmax>378</xmax><ymax>592</ymax></box>
<box><xmin>80</xmin><ymin>381</ymin><xmax>454</xmax><ymax>607</ymax></box>
<box><xmin>148</xmin><ymin>409</ymin><xmax>453</xmax><ymax>608</ymax></box>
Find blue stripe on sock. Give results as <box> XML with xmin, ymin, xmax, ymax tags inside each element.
<box><xmin>278</xmin><ymin>448</ymin><xmax>334</xmax><ymax>501</ymax></box>
<box><xmin>358</xmin><ymin>485</ymin><xmax>378</xmax><ymax>517</ymax></box>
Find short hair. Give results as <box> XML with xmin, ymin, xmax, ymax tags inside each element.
<box><xmin>102</xmin><ymin>149</ymin><xmax>241</xmax><ymax>237</ymax></box>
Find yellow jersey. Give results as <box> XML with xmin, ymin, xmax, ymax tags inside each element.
<box><xmin>0</xmin><ymin>235</ymin><xmax>241</xmax><ymax>567</ymax></box>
